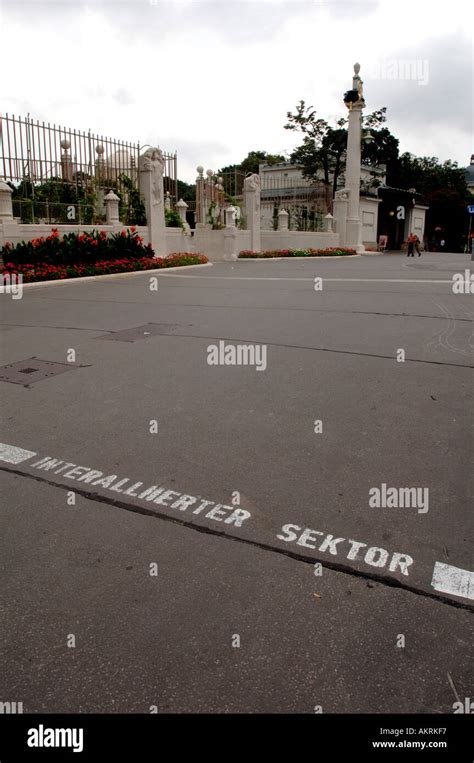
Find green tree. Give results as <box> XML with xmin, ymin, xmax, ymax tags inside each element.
<box><xmin>177</xmin><ymin>179</ymin><xmax>196</xmax><ymax>202</ymax></box>
<box><xmin>218</xmin><ymin>150</ymin><xmax>286</xmax><ymax>177</ymax></box>
<box><xmin>389</xmin><ymin>154</ymin><xmax>469</xmax><ymax>249</ymax></box>
<box><xmin>389</xmin><ymin>154</ymin><xmax>466</xmax><ymax>196</ymax></box>
<box><xmin>284</xmin><ymin>101</ymin><xmax>397</xmax><ymax>209</ymax></box>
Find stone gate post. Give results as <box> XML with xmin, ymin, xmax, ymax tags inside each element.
<box><xmin>139</xmin><ymin>147</ymin><xmax>167</xmax><ymax>256</ymax></box>
<box><xmin>243</xmin><ymin>173</ymin><xmax>261</xmax><ymax>252</ymax></box>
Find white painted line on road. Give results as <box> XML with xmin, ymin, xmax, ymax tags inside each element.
<box><xmin>0</xmin><ymin>444</ymin><xmax>252</xmax><ymax>530</ymax></box>
<box><xmin>157</xmin><ymin>274</ymin><xmax>453</xmax><ymax>284</ymax></box>
<box><xmin>431</xmin><ymin>562</ymin><xmax>474</xmax><ymax>600</ymax></box>
<box><xmin>2</xmin><ymin>440</ymin><xmax>472</xmax><ymax>604</ymax></box>
<box><xmin>277</xmin><ymin>523</ymin><xmax>414</xmax><ymax>576</ymax></box>
<box><xmin>321</xmin><ymin>278</ymin><xmax>453</xmax><ymax>284</ymax></box>
<box><xmin>1</xmin><ymin>442</ymin><xmax>415</xmax><ymax>581</ymax></box>
<box><xmin>0</xmin><ymin>443</ymin><xmax>37</xmax><ymax>464</ymax></box>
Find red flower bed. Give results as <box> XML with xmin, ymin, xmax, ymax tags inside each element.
<box><xmin>0</xmin><ymin>227</ymin><xmax>207</xmax><ymax>282</ymax></box>
<box><xmin>239</xmin><ymin>247</ymin><xmax>357</xmax><ymax>258</ymax></box>
<box><xmin>1</xmin><ymin>253</ymin><xmax>208</xmax><ymax>283</ymax></box>
<box><xmin>1</xmin><ymin>227</ymin><xmax>152</xmax><ymax>268</ymax></box>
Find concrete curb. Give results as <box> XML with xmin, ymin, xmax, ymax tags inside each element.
<box><xmin>17</xmin><ymin>262</ymin><xmax>213</xmax><ymax>289</ymax></box>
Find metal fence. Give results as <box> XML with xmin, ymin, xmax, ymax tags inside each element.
<box><xmin>260</xmin><ymin>176</ymin><xmax>327</xmax><ymax>231</ymax></box>
<box><xmin>221</xmin><ymin>170</ymin><xmax>245</xmax><ymax>199</ymax></box>
<box><xmin>0</xmin><ymin>113</ymin><xmax>178</xmax><ymax>223</ymax></box>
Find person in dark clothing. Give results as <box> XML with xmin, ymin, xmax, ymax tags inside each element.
<box><xmin>407</xmin><ymin>233</ymin><xmax>416</xmax><ymax>256</ymax></box>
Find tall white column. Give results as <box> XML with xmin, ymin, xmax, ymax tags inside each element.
<box><xmin>343</xmin><ymin>63</ymin><xmax>365</xmax><ymax>253</ymax></box>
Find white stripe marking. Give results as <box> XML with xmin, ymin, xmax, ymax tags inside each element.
<box><xmin>157</xmin><ymin>274</ymin><xmax>452</xmax><ymax>283</ymax></box>
<box><xmin>0</xmin><ymin>443</ymin><xmax>37</xmax><ymax>464</ymax></box>
<box><xmin>431</xmin><ymin>561</ymin><xmax>474</xmax><ymax>600</ymax></box>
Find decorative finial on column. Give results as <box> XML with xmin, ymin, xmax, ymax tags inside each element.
<box><xmin>344</xmin><ymin>61</ymin><xmax>365</xmax><ymax>109</ymax></box>
<box><xmin>349</xmin><ymin>61</ymin><xmax>364</xmax><ymax>106</ymax></box>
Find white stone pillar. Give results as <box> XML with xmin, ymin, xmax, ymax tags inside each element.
<box><xmin>0</xmin><ymin>180</ymin><xmax>14</xmax><ymax>223</ymax></box>
<box><xmin>278</xmin><ymin>208</ymin><xmax>289</xmax><ymax>231</ymax></box>
<box><xmin>223</xmin><ymin>205</ymin><xmax>237</xmax><ymax>261</ymax></box>
<box><xmin>60</xmin><ymin>139</ymin><xmax>73</xmax><ymax>182</ymax></box>
<box><xmin>139</xmin><ymin>147</ymin><xmax>167</xmax><ymax>256</ymax></box>
<box><xmin>342</xmin><ymin>63</ymin><xmax>366</xmax><ymax>252</ymax></box>
<box><xmin>225</xmin><ymin>205</ymin><xmax>236</xmax><ymax>228</ymax></box>
<box><xmin>104</xmin><ymin>190</ymin><xmax>120</xmax><ymax>224</ymax></box>
<box><xmin>345</xmin><ymin>104</ymin><xmax>364</xmax><ymax>251</ymax></box>
<box><xmin>195</xmin><ymin>166</ymin><xmax>207</xmax><ymax>226</ymax></box>
<box><xmin>324</xmin><ymin>213</ymin><xmax>334</xmax><ymax>233</ymax></box>
<box><xmin>224</xmin><ymin>231</ymin><xmax>237</xmax><ymax>260</ymax></box>
<box><xmin>176</xmin><ymin>198</ymin><xmax>188</xmax><ymax>224</ymax></box>
<box><xmin>243</xmin><ymin>174</ymin><xmax>261</xmax><ymax>252</ymax></box>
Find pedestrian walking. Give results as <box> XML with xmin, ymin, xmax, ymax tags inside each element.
<box><xmin>407</xmin><ymin>233</ymin><xmax>416</xmax><ymax>256</ymax></box>
<box><xmin>414</xmin><ymin>235</ymin><xmax>421</xmax><ymax>256</ymax></box>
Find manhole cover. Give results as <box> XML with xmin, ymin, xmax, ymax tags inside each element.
<box><xmin>0</xmin><ymin>358</ymin><xmax>79</xmax><ymax>386</ymax></box>
<box><xmin>97</xmin><ymin>323</ymin><xmax>183</xmax><ymax>342</ymax></box>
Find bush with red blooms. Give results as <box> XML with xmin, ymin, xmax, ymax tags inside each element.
<box><xmin>239</xmin><ymin>248</ymin><xmax>357</xmax><ymax>258</ymax></box>
<box><xmin>0</xmin><ymin>227</ymin><xmax>154</xmax><ymax>267</ymax></box>
<box><xmin>1</xmin><ymin>228</ymin><xmax>208</xmax><ymax>282</ymax></box>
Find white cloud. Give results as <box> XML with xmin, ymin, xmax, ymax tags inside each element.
<box><xmin>1</xmin><ymin>0</ymin><xmax>471</xmax><ymax>182</ymax></box>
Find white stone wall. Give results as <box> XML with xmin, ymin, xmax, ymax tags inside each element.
<box><xmin>1</xmin><ymin>222</ymin><xmax>342</xmax><ymax>261</ymax></box>
<box><xmin>164</xmin><ymin>227</ymin><xmax>193</xmax><ymax>254</ymax></box>
<box><xmin>260</xmin><ymin>231</ymin><xmax>340</xmax><ymax>250</ymax></box>
<box><xmin>192</xmin><ymin>227</ymin><xmax>251</xmax><ymax>261</ymax></box>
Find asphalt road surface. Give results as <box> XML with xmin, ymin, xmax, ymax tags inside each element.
<box><xmin>1</xmin><ymin>251</ymin><xmax>472</xmax><ymax>713</ymax></box>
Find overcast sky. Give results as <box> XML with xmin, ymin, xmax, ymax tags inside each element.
<box><xmin>1</xmin><ymin>0</ymin><xmax>472</xmax><ymax>182</ymax></box>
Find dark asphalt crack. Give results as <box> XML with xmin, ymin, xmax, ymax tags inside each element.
<box><xmin>2</xmin><ymin>305</ymin><xmax>473</xmax><ymax>325</ymax></box>
<box><xmin>2</xmin><ymin>327</ymin><xmax>471</xmax><ymax>368</ymax></box>
<box><xmin>1</xmin><ymin>464</ymin><xmax>473</xmax><ymax>613</ymax></box>
<box><xmin>94</xmin><ymin>332</ymin><xmax>474</xmax><ymax>369</ymax></box>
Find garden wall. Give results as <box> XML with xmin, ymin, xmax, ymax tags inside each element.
<box><xmin>260</xmin><ymin>231</ymin><xmax>340</xmax><ymax>250</ymax></box>
<box><xmin>164</xmin><ymin>227</ymin><xmax>192</xmax><ymax>254</ymax></box>
<box><xmin>192</xmin><ymin>227</ymin><xmax>251</xmax><ymax>261</ymax></box>
<box><xmin>0</xmin><ymin>223</ymin><xmax>341</xmax><ymax>261</ymax></box>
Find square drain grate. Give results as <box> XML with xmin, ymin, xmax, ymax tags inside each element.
<box><xmin>97</xmin><ymin>323</ymin><xmax>183</xmax><ymax>343</ymax></box>
<box><xmin>0</xmin><ymin>358</ymin><xmax>79</xmax><ymax>386</ymax></box>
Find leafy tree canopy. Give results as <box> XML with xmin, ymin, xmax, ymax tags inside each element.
<box><xmin>177</xmin><ymin>179</ymin><xmax>196</xmax><ymax>202</ymax></box>
<box><xmin>284</xmin><ymin>101</ymin><xmax>397</xmax><ymax>199</ymax></box>
<box><xmin>218</xmin><ymin>150</ymin><xmax>286</xmax><ymax>177</ymax></box>
<box><xmin>389</xmin><ymin>153</ymin><xmax>467</xmax><ymax>197</ymax></box>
